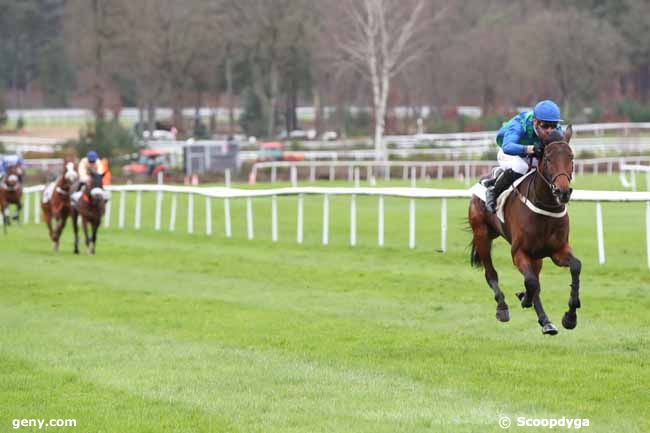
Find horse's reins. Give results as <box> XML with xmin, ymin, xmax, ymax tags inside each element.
<box><xmin>519</xmin><ymin>142</ymin><xmax>573</xmax><ymax>210</ymax></box>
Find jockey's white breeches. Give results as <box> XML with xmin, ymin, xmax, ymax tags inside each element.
<box><xmin>497</xmin><ymin>149</ymin><xmax>538</xmax><ymax>175</ymax></box>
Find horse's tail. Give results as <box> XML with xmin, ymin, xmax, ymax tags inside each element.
<box><xmin>469</xmin><ymin>239</ymin><xmax>483</xmax><ymax>268</ymax></box>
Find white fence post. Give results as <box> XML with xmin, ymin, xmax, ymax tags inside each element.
<box><xmin>169</xmin><ymin>193</ymin><xmax>177</xmax><ymax>232</ymax></box>
<box><xmin>155</xmin><ymin>190</ymin><xmax>163</xmax><ymax>231</ymax></box>
<box><xmin>135</xmin><ymin>190</ymin><xmax>142</xmax><ymax>230</ymax></box>
<box><xmin>297</xmin><ymin>193</ymin><xmax>304</xmax><ymax>244</ymax></box>
<box><xmin>246</xmin><ymin>198</ymin><xmax>254</xmax><ymax>240</ymax></box>
<box><xmin>224</xmin><ymin>198</ymin><xmax>231</xmax><ymax>238</ymax></box>
<box><xmin>271</xmin><ymin>166</ymin><xmax>277</xmax><ymax>183</ymax></box>
<box><xmin>410</xmin><ymin>167</ymin><xmax>416</xmax><ymax>187</ymax></box>
<box><xmin>104</xmin><ymin>198</ymin><xmax>111</xmax><ymax>228</ymax></box>
<box><xmin>378</xmin><ymin>195</ymin><xmax>384</xmax><ymax>247</ymax></box>
<box><xmin>23</xmin><ymin>192</ymin><xmax>30</xmax><ymax>224</ymax></box>
<box><xmin>272</xmin><ymin>195</ymin><xmax>278</xmax><ymax>242</ymax></box>
<box><xmin>409</xmin><ymin>197</ymin><xmax>416</xmax><ymax>249</ymax></box>
<box><xmin>350</xmin><ymin>194</ymin><xmax>356</xmax><ymax>246</ymax></box>
<box><xmin>310</xmin><ymin>165</ymin><xmax>316</xmax><ymax>182</ymax></box>
<box><xmin>329</xmin><ymin>164</ymin><xmax>335</xmax><ymax>182</ymax></box>
<box><xmin>322</xmin><ymin>194</ymin><xmax>329</xmax><ymax>245</ymax></box>
<box><xmin>118</xmin><ymin>190</ymin><xmax>125</xmax><ymax>229</ymax></box>
<box><xmin>646</xmin><ymin>201</ymin><xmax>650</xmax><ymax>269</ymax></box>
<box><xmin>440</xmin><ymin>198</ymin><xmax>447</xmax><ymax>252</ymax></box>
<box><xmin>188</xmin><ymin>193</ymin><xmax>194</xmax><ymax>234</ymax></box>
<box><xmin>34</xmin><ymin>191</ymin><xmax>40</xmax><ymax>223</ymax></box>
<box><xmin>205</xmin><ymin>197</ymin><xmax>212</xmax><ymax>235</ymax></box>
<box><xmin>596</xmin><ymin>201</ymin><xmax>605</xmax><ymax>265</ymax></box>
<box><xmin>291</xmin><ymin>165</ymin><xmax>298</xmax><ymax>187</ymax></box>
<box><xmin>225</xmin><ymin>168</ymin><xmax>231</xmax><ymax>187</ymax></box>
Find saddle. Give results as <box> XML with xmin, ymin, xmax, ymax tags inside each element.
<box><xmin>470</xmin><ymin>171</ymin><xmax>535</xmax><ymax>223</ymax></box>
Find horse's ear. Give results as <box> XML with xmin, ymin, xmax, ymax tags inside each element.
<box><xmin>564</xmin><ymin>124</ymin><xmax>573</xmax><ymax>143</ymax></box>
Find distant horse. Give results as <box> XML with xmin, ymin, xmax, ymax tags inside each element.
<box><xmin>72</xmin><ymin>171</ymin><xmax>108</xmax><ymax>255</ymax></box>
<box><xmin>468</xmin><ymin>126</ymin><xmax>581</xmax><ymax>335</ymax></box>
<box><xmin>0</xmin><ymin>166</ymin><xmax>23</xmax><ymax>230</ymax></box>
<box><xmin>42</xmin><ymin>167</ymin><xmax>79</xmax><ymax>251</ymax></box>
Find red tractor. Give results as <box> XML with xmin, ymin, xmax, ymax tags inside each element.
<box><xmin>123</xmin><ymin>149</ymin><xmax>171</xmax><ymax>178</ymax></box>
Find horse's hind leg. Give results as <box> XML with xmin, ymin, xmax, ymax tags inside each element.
<box><xmin>552</xmin><ymin>248</ymin><xmax>582</xmax><ymax>330</ymax></box>
<box><xmin>470</xmin><ymin>220</ymin><xmax>509</xmax><ymax>321</ymax></box>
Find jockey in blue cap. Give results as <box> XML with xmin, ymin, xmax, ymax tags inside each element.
<box><xmin>484</xmin><ymin>100</ymin><xmax>564</xmax><ymax>213</ymax></box>
<box><xmin>76</xmin><ymin>150</ymin><xmax>102</xmax><ymax>191</ymax></box>
<box><xmin>0</xmin><ymin>154</ymin><xmax>25</xmax><ymax>183</ymax></box>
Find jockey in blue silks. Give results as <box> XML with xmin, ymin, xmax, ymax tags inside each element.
<box><xmin>484</xmin><ymin>100</ymin><xmax>564</xmax><ymax>213</ymax></box>
<box><xmin>0</xmin><ymin>154</ymin><xmax>25</xmax><ymax>183</ymax></box>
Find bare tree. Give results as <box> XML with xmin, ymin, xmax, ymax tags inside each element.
<box><xmin>512</xmin><ymin>8</ymin><xmax>626</xmax><ymax>116</ymax></box>
<box><xmin>329</xmin><ymin>0</ymin><xmax>441</xmax><ymax>158</ymax></box>
<box><xmin>65</xmin><ymin>0</ymin><xmax>124</xmax><ymax>121</ymax></box>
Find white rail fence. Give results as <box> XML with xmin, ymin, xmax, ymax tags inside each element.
<box><xmin>620</xmin><ymin>162</ymin><xmax>650</xmax><ymax>191</ymax></box>
<box><xmin>251</xmin><ymin>156</ymin><xmax>650</xmax><ymax>186</ymax></box>
<box><xmin>17</xmin><ymin>184</ymin><xmax>650</xmax><ymax>268</ymax></box>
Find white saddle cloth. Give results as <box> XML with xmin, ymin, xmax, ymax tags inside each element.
<box><xmin>469</xmin><ymin>171</ymin><xmax>535</xmax><ymax>223</ymax></box>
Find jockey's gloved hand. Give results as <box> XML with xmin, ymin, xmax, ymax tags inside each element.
<box><xmin>533</xmin><ymin>144</ymin><xmax>545</xmax><ymax>159</ymax></box>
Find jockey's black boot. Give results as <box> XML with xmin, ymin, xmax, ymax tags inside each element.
<box><xmin>481</xmin><ymin>168</ymin><xmax>503</xmax><ymax>188</ymax></box>
<box><xmin>485</xmin><ymin>169</ymin><xmax>522</xmax><ymax>213</ymax></box>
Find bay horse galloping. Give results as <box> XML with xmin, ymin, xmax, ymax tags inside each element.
<box><xmin>72</xmin><ymin>171</ymin><xmax>107</xmax><ymax>255</ymax></box>
<box><xmin>0</xmin><ymin>166</ymin><xmax>23</xmax><ymax>230</ymax></box>
<box><xmin>468</xmin><ymin>126</ymin><xmax>581</xmax><ymax>335</ymax></box>
<box><xmin>42</xmin><ymin>166</ymin><xmax>79</xmax><ymax>251</ymax></box>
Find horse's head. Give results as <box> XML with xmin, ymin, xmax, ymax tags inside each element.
<box><xmin>62</xmin><ymin>166</ymin><xmax>78</xmax><ymax>187</ymax></box>
<box><xmin>4</xmin><ymin>173</ymin><xmax>19</xmax><ymax>189</ymax></box>
<box><xmin>539</xmin><ymin>126</ymin><xmax>574</xmax><ymax>204</ymax></box>
<box><xmin>85</xmin><ymin>171</ymin><xmax>108</xmax><ymax>208</ymax></box>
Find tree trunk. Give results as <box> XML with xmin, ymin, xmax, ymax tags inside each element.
<box><xmin>147</xmin><ymin>100</ymin><xmax>156</xmax><ymax>135</ymax></box>
<box><xmin>92</xmin><ymin>0</ymin><xmax>105</xmax><ymax>122</ymax></box>
<box><xmin>226</xmin><ymin>55</ymin><xmax>234</xmax><ymax>135</ymax></box>
<box><xmin>639</xmin><ymin>63</ymin><xmax>650</xmax><ymax>103</ymax></box>
<box><xmin>313</xmin><ymin>87</ymin><xmax>322</xmax><ymax>136</ymax></box>
<box><xmin>267</xmin><ymin>60</ymin><xmax>279</xmax><ymax>138</ymax></box>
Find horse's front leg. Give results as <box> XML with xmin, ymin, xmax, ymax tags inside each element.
<box><xmin>513</xmin><ymin>251</ymin><xmax>557</xmax><ymax>335</ymax></box>
<box><xmin>89</xmin><ymin>220</ymin><xmax>98</xmax><ymax>255</ymax></box>
<box><xmin>72</xmin><ymin>211</ymin><xmax>79</xmax><ymax>254</ymax></box>
<box><xmin>14</xmin><ymin>201</ymin><xmax>22</xmax><ymax>222</ymax></box>
<box><xmin>551</xmin><ymin>248</ymin><xmax>582</xmax><ymax>330</ymax></box>
<box><xmin>82</xmin><ymin>218</ymin><xmax>91</xmax><ymax>255</ymax></box>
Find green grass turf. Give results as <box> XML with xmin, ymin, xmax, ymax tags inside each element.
<box><xmin>2</xmin><ymin>174</ymin><xmax>649</xmax><ymax>432</ymax></box>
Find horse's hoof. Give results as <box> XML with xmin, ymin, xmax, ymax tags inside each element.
<box><xmin>562</xmin><ymin>312</ymin><xmax>577</xmax><ymax>330</ymax></box>
<box><xmin>542</xmin><ymin>323</ymin><xmax>559</xmax><ymax>335</ymax></box>
<box><xmin>496</xmin><ymin>307</ymin><xmax>510</xmax><ymax>322</ymax></box>
<box><xmin>52</xmin><ymin>242</ymin><xmax>59</xmax><ymax>252</ymax></box>
<box><xmin>74</xmin><ymin>249</ymin><xmax>79</xmax><ymax>255</ymax></box>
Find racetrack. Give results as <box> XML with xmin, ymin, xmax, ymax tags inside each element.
<box><xmin>1</xmin><ymin>174</ymin><xmax>649</xmax><ymax>432</ymax></box>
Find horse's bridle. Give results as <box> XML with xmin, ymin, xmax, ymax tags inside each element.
<box><xmin>536</xmin><ymin>142</ymin><xmax>574</xmax><ymax>200</ymax></box>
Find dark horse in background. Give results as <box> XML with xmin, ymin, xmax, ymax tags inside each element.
<box><xmin>42</xmin><ymin>166</ymin><xmax>78</xmax><ymax>251</ymax></box>
<box><xmin>72</xmin><ymin>171</ymin><xmax>107</xmax><ymax>255</ymax></box>
<box><xmin>0</xmin><ymin>166</ymin><xmax>23</xmax><ymax>231</ymax></box>
<box><xmin>468</xmin><ymin>126</ymin><xmax>581</xmax><ymax>335</ymax></box>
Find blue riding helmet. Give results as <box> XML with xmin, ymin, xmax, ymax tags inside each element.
<box><xmin>533</xmin><ymin>100</ymin><xmax>562</xmax><ymax>122</ymax></box>
<box><xmin>87</xmin><ymin>150</ymin><xmax>98</xmax><ymax>163</ymax></box>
